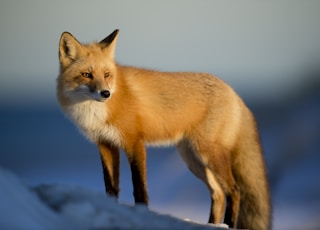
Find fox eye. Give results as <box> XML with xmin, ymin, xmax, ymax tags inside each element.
<box><xmin>104</xmin><ymin>72</ymin><xmax>110</xmax><ymax>78</ymax></box>
<box><xmin>81</xmin><ymin>72</ymin><xmax>93</xmax><ymax>79</ymax></box>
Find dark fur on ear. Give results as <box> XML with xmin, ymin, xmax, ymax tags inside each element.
<box><xmin>100</xmin><ymin>29</ymin><xmax>119</xmax><ymax>46</ymax></box>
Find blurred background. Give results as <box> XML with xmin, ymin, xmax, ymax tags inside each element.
<box><xmin>1</xmin><ymin>1</ymin><xmax>320</xmax><ymax>229</ymax></box>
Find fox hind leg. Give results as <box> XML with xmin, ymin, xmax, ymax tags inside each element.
<box><xmin>206</xmin><ymin>148</ymin><xmax>240</xmax><ymax>228</ymax></box>
<box><xmin>177</xmin><ymin>139</ymin><xmax>226</xmax><ymax>224</ymax></box>
<box><xmin>205</xmin><ymin>167</ymin><xmax>227</xmax><ymax>224</ymax></box>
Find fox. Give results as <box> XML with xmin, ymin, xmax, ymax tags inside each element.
<box><xmin>57</xmin><ymin>29</ymin><xmax>271</xmax><ymax>229</ymax></box>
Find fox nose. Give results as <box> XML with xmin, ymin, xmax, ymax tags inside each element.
<box><xmin>100</xmin><ymin>90</ymin><xmax>110</xmax><ymax>98</ymax></box>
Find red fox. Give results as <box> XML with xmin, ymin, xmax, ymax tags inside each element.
<box><xmin>57</xmin><ymin>29</ymin><xmax>271</xmax><ymax>229</ymax></box>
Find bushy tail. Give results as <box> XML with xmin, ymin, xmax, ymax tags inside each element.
<box><xmin>234</xmin><ymin>119</ymin><xmax>271</xmax><ymax>229</ymax></box>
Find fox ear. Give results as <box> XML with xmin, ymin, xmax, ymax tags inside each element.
<box><xmin>59</xmin><ymin>32</ymin><xmax>82</xmax><ymax>67</ymax></box>
<box><xmin>100</xmin><ymin>29</ymin><xmax>119</xmax><ymax>59</ymax></box>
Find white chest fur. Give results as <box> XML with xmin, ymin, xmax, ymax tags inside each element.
<box><xmin>64</xmin><ymin>101</ymin><xmax>122</xmax><ymax>146</ymax></box>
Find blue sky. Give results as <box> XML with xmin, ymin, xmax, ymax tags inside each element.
<box><xmin>1</xmin><ymin>1</ymin><xmax>320</xmax><ymax>106</ymax></box>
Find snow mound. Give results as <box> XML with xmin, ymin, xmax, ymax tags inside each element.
<box><xmin>0</xmin><ymin>167</ymin><xmax>228</xmax><ymax>230</ymax></box>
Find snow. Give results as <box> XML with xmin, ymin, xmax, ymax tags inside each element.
<box><xmin>0</xmin><ymin>167</ymin><xmax>70</xmax><ymax>230</ymax></box>
<box><xmin>0</xmin><ymin>167</ymin><xmax>227</xmax><ymax>230</ymax></box>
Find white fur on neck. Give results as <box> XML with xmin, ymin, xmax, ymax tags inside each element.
<box><xmin>64</xmin><ymin>100</ymin><xmax>122</xmax><ymax>146</ymax></box>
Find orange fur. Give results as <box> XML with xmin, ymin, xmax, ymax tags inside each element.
<box><xmin>57</xmin><ymin>30</ymin><xmax>271</xmax><ymax>229</ymax></box>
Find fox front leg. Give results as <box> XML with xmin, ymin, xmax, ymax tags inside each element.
<box><xmin>126</xmin><ymin>140</ymin><xmax>149</xmax><ymax>205</ymax></box>
<box><xmin>98</xmin><ymin>142</ymin><xmax>120</xmax><ymax>197</ymax></box>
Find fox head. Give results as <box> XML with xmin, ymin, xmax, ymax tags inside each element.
<box><xmin>58</xmin><ymin>29</ymin><xmax>119</xmax><ymax>103</ymax></box>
